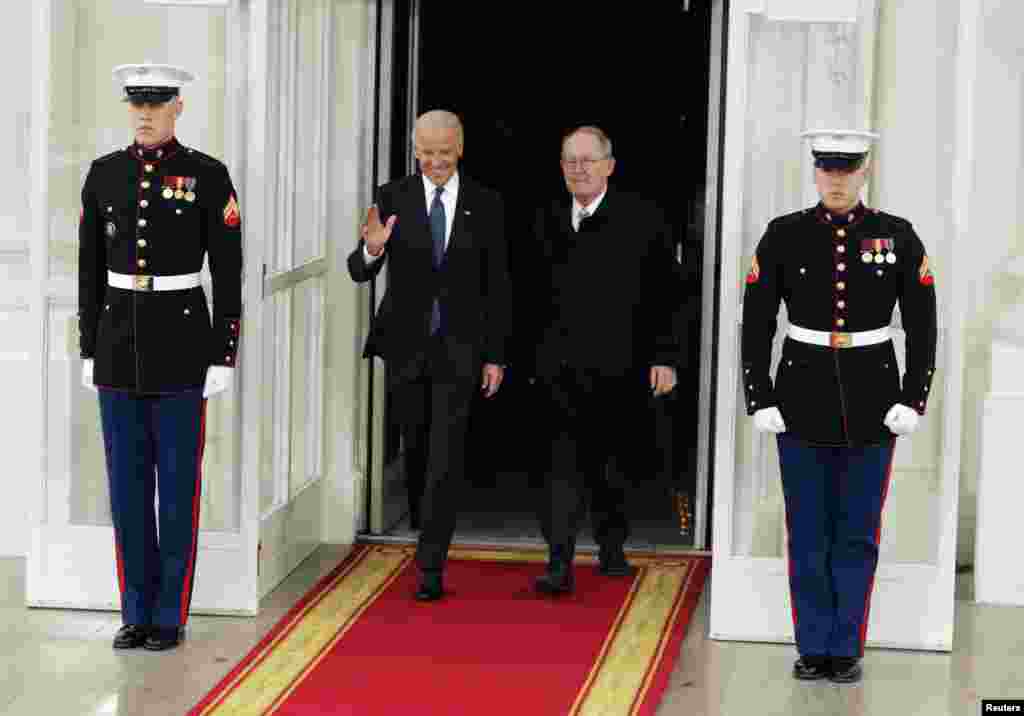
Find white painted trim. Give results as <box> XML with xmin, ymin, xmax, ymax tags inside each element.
<box><xmin>695</xmin><ymin>0</ymin><xmax>727</xmax><ymax>552</ymax></box>
<box><xmin>236</xmin><ymin>0</ymin><xmax>271</xmax><ymax>614</ymax></box>
<box><xmin>25</xmin><ymin>0</ymin><xmax>54</xmax><ymax>603</ymax></box>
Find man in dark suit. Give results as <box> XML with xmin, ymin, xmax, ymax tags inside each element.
<box><xmin>348</xmin><ymin>110</ymin><xmax>509</xmax><ymax>601</ymax></box>
<box><xmin>530</xmin><ymin>125</ymin><xmax>683</xmax><ymax>594</ymax></box>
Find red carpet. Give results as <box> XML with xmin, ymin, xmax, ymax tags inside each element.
<box><xmin>191</xmin><ymin>544</ymin><xmax>709</xmax><ymax>716</ymax></box>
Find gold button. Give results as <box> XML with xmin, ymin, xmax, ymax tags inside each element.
<box><xmin>137</xmin><ymin>239</ymin><xmax>147</xmax><ymax>248</ymax></box>
<box><xmin>836</xmin><ymin>318</ymin><xmax>845</xmax><ymax>327</ymax></box>
<box><xmin>184</xmin><ymin>308</ymin><xmax>190</xmax><ymax>316</ymax></box>
<box><xmin>138</xmin><ymin>219</ymin><xmax>147</xmax><ymax>227</ymax></box>
<box><xmin>837</xmin><ymin>263</ymin><xmax>846</xmax><ymax>272</ymax></box>
<box><xmin>176</xmin><ymin>209</ymin><xmax>182</xmax><ymax>215</ymax></box>
<box><xmin>141</xmin><ymin>181</ymin><xmax>151</xmax><ymax>189</ymax></box>
<box><xmin>837</xmin><ymin>245</ymin><xmax>846</xmax><ymax>254</ymax></box>
<box><xmin>836</xmin><ymin>282</ymin><xmax>846</xmax><ymax>290</ymax></box>
<box><xmin>156</xmin><ymin>150</ymin><xmax>163</xmax><ymax>158</ymax></box>
<box><xmin>138</xmin><ymin>259</ymin><xmax>147</xmax><ymax>268</ymax></box>
<box><xmin>837</xmin><ymin>229</ymin><xmax>846</xmax><ymax>238</ymax></box>
<box><xmin>140</xmin><ymin>200</ymin><xmax>149</xmax><ymax>208</ymax></box>
<box><xmin>144</xmin><ymin>164</ymin><xmax>154</xmax><ymax>173</ymax></box>
<box><xmin>106</xmin><ymin>206</ymin><xmax>113</xmax><ymax>213</ymax></box>
<box><xmin>225</xmin><ymin>355</ymin><xmax>233</xmax><ymax>363</ymax></box>
<box><xmin>837</xmin><ymin>300</ymin><xmax>846</xmax><ymax>309</ymax></box>
<box><xmin>825</xmin><ymin>213</ymin><xmax>832</xmax><ymax>221</ymax></box>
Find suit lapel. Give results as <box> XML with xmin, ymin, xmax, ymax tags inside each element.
<box><xmin>448</xmin><ymin>177</ymin><xmax>472</xmax><ymax>256</ymax></box>
<box><xmin>403</xmin><ymin>175</ymin><xmax>430</xmax><ymax>247</ymax></box>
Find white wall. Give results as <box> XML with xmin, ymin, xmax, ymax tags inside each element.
<box><xmin>874</xmin><ymin>0</ymin><xmax>1024</xmax><ymax>566</ymax></box>
<box><xmin>322</xmin><ymin>0</ymin><xmax>373</xmax><ymax>544</ymax></box>
<box><xmin>0</xmin><ymin>2</ymin><xmax>43</xmax><ymax>557</ymax></box>
<box><xmin>0</xmin><ymin>0</ymin><xmax>230</xmax><ymax>557</ymax></box>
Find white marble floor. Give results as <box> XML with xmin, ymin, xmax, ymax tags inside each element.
<box><xmin>1</xmin><ymin>548</ymin><xmax>1021</xmax><ymax>716</ymax></box>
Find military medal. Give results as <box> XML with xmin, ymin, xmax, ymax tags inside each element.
<box><xmin>163</xmin><ymin>187</ymin><xmax>174</xmax><ymax>199</ymax></box>
<box><xmin>184</xmin><ymin>177</ymin><xmax>196</xmax><ymax>202</ymax></box>
<box><xmin>174</xmin><ymin>176</ymin><xmax>185</xmax><ymax>200</ymax></box>
<box><xmin>861</xmin><ymin>252</ymin><xmax>872</xmax><ymax>263</ymax></box>
<box><xmin>886</xmin><ymin>252</ymin><xmax>897</xmax><ymax>264</ymax></box>
<box><xmin>874</xmin><ymin>253</ymin><xmax>885</xmax><ymax>264</ymax></box>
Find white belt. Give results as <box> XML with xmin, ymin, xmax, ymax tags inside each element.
<box><xmin>108</xmin><ymin>271</ymin><xmax>201</xmax><ymax>292</ymax></box>
<box><xmin>788</xmin><ymin>324</ymin><xmax>890</xmax><ymax>349</ymax></box>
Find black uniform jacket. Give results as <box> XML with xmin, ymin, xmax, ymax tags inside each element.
<box><xmin>742</xmin><ymin>203</ymin><xmax>938</xmax><ymax>446</ymax></box>
<box><xmin>347</xmin><ymin>173</ymin><xmax>510</xmax><ymax>385</ymax></box>
<box><xmin>78</xmin><ymin>137</ymin><xmax>243</xmax><ymax>394</ymax></box>
<box><xmin>529</xmin><ymin>189</ymin><xmax>683</xmax><ymax>381</ymax></box>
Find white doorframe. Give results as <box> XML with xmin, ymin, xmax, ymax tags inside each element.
<box><xmin>708</xmin><ymin>0</ymin><xmax>962</xmax><ymax>652</ymax></box>
<box><xmin>25</xmin><ymin>0</ymin><xmax>260</xmax><ymax>615</ymax></box>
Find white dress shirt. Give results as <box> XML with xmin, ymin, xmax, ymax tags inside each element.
<box><xmin>364</xmin><ymin>172</ymin><xmax>460</xmax><ymax>263</ymax></box>
<box><xmin>571</xmin><ymin>189</ymin><xmax>607</xmax><ymax>231</ymax></box>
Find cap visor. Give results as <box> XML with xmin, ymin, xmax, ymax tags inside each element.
<box><xmin>124</xmin><ymin>93</ymin><xmax>177</xmax><ymax>105</ymax></box>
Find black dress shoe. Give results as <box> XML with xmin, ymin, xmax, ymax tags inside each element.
<box><xmin>143</xmin><ymin>626</ymin><xmax>184</xmax><ymax>651</ymax></box>
<box><xmin>597</xmin><ymin>548</ymin><xmax>637</xmax><ymax>577</ymax></box>
<box><xmin>113</xmin><ymin>624</ymin><xmax>150</xmax><ymax>649</ymax></box>
<box><xmin>535</xmin><ymin>568</ymin><xmax>574</xmax><ymax>595</ymax></box>
<box><xmin>828</xmin><ymin>657</ymin><xmax>862</xmax><ymax>683</ymax></box>
<box><xmin>415</xmin><ymin>572</ymin><xmax>444</xmax><ymax>601</ymax></box>
<box><xmin>792</xmin><ymin>656</ymin><xmax>830</xmax><ymax>680</ymax></box>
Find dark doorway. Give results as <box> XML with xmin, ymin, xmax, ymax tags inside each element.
<box><xmin>375</xmin><ymin>1</ymin><xmax>712</xmax><ymax>550</ymax></box>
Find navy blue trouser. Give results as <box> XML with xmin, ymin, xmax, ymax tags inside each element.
<box><xmin>98</xmin><ymin>389</ymin><xmax>206</xmax><ymax>628</ymax></box>
<box><xmin>776</xmin><ymin>434</ymin><xmax>896</xmax><ymax>658</ymax></box>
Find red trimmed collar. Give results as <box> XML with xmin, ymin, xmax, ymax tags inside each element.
<box><xmin>129</xmin><ymin>136</ymin><xmax>183</xmax><ymax>163</ymax></box>
<box><xmin>815</xmin><ymin>201</ymin><xmax>868</xmax><ymax>228</ymax></box>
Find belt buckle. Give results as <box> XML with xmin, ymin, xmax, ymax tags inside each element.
<box><xmin>830</xmin><ymin>332</ymin><xmax>852</xmax><ymax>349</ymax></box>
<box><xmin>133</xmin><ymin>275</ymin><xmax>153</xmax><ymax>291</ymax></box>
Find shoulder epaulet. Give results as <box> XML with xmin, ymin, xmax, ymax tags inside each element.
<box><xmin>870</xmin><ymin>208</ymin><xmax>912</xmax><ymax>229</ymax></box>
<box><xmin>92</xmin><ymin>148</ymin><xmax>128</xmax><ymax>166</ymax></box>
<box><xmin>181</xmin><ymin>146</ymin><xmax>228</xmax><ymax>170</ymax></box>
<box><xmin>769</xmin><ymin>208</ymin><xmax>810</xmax><ymax>228</ymax></box>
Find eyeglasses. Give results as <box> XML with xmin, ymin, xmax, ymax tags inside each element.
<box><xmin>560</xmin><ymin>156</ymin><xmax>609</xmax><ymax>170</ymax></box>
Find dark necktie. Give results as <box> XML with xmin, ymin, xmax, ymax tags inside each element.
<box><xmin>429</xmin><ymin>186</ymin><xmax>446</xmax><ymax>334</ymax></box>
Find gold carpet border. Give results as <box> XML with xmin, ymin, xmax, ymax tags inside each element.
<box><xmin>446</xmin><ymin>545</ymin><xmax>700</xmax><ymax>569</ymax></box>
<box><xmin>197</xmin><ymin>546</ymin><xmax>374</xmax><ymax>715</ymax></box>
<box><xmin>573</xmin><ymin>560</ymin><xmax>696</xmax><ymax>716</ymax></box>
<box><xmin>203</xmin><ymin>546</ymin><xmax>413</xmax><ymax>716</ymax></box>
<box><xmin>201</xmin><ymin>544</ymin><xmax>700</xmax><ymax>716</ymax></box>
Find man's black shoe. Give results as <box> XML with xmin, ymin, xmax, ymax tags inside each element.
<box><xmin>828</xmin><ymin>657</ymin><xmax>862</xmax><ymax>684</ymax></box>
<box><xmin>597</xmin><ymin>547</ymin><xmax>637</xmax><ymax>577</ymax></box>
<box><xmin>535</xmin><ymin>568</ymin><xmax>574</xmax><ymax>595</ymax></box>
<box><xmin>113</xmin><ymin>624</ymin><xmax>150</xmax><ymax>649</ymax></box>
<box><xmin>415</xmin><ymin>572</ymin><xmax>444</xmax><ymax>601</ymax></box>
<box><xmin>143</xmin><ymin>626</ymin><xmax>184</xmax><ymax>651</ymax></box>
<box><xmin>792</xmin><ymin>656</ymin><xmax>830</xmax><ymax>680</ymax></box>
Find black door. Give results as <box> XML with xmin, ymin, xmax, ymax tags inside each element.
<box><xmin>383</xmin><ymin>1</ymin><xmax>712</xmax><ymax>544</ymax></box>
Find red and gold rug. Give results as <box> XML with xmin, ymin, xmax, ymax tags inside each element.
<box><xmin>189</xmin><ymin>544</ymin><xmax>709</xmax><ymax>716</ymax></box>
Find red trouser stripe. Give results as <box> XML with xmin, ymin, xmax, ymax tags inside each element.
<box><xmin>857</xmin><ymin>438</ymin><xmax>897</xmax><ymax>655</ymax></box>
<box><xmin>179</xmin><ymin>399</ymin><xmax>208</xmax><ymax>625</ymax></box>
<box><xmin>114</xmin><ymin>533</ymin><xmax>126</xmax><ymax>596</ymax></box>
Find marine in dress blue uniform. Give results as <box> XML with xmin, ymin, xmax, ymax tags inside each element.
<box><xmin>741</xmin><ymin>130</ymin><xmax>938</xmax><ymax>683</ymax></box>
<box><xmin>77</xmin><ymin>64</ymin><xmax>242</xmax><ymax>651</ymax></box>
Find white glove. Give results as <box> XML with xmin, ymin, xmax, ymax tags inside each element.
<box><xmin>884</xmin><ymin>403</ymin><xmax>920</xmax><ymax>436</ymax></box>
<box><xmin>81</xmin><ymin>358</ymin><xmax>97</xmax><ymax>393</ymax></box>
<box><xmin>203</xmin><ymin>365</ymin><xmax>234</xmax><ymax>399</ymax></box>
<box><xmin>753</xmin><ymin>407</ymin><xmax>787</xmax><ymax>434</ymax></box>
